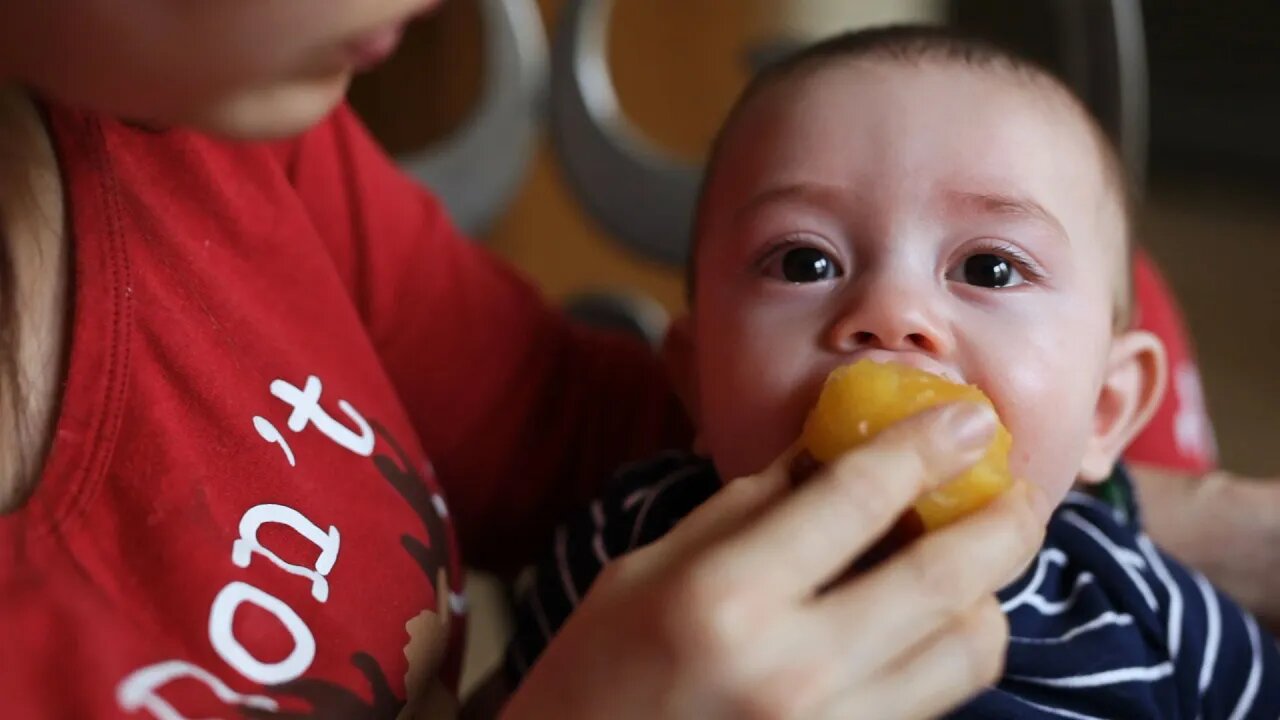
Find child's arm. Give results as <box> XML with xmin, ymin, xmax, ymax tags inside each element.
<box><xmin>951</xmin><ymin>490</ymin><xmax>1280</xmax><ymax>719</ymax></box>
<box><xmin>271</xmin><ymin>105</ymin><xmax>692</xmax><ymax>574</ymax></box>
<box><xmin>1134</xmin><ymin>466</ymin><xmax>1280</xmax><ymax>635</ymax></box>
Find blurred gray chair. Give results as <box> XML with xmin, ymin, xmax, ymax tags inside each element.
<box><xmin>1051</xmin><ymin>0</ymin><xmax>1149</xmax><ymax>192</ymax></box>
<box><xmin>396</xmin><ymin>0</ymin><xmax>548</xmax><ymax>238</ymax></box>
<box><xmin>562</xmin><ymin>290</ymin><xmax>670</xmax><ymax>348</ymax></box>
<box><xmin>392</xmin><ymin>0</ymin><xmax>667</xmax><ymax>345</ymax></box>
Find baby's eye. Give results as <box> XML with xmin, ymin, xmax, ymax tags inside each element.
<box><xmin>953</xmin><ymin>252</ymin><xmax>1027</xmax><ymax>288</ymax></box>
<box><xmin>764</xmin><ymin>246</ymin><xmax>843</xmax><ymax>284</ymax></box>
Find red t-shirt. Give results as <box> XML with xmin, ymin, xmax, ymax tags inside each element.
<box><xmin>0</xmin><ymin>103</ymin><xmax>686</xmax><ymax>719</ymax></box>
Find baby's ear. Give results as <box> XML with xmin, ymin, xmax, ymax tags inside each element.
<box><xmin>661</xmin><ymin>315</ymin><xmax>700</xmax><ymax>428</ymax></box>
<box><xmin>1079</xmin><ymin>330</ymin><xmax>1168</xmax><ymax>483</ymax></box>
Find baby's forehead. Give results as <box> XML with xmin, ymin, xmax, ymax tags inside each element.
<box><xmin>705</xmin><ymin>59</ymin><xmax>1124</xmax><ymax>237</ymax></box>
<box><xmin>741</xmin><ymin>59</ymin><xmax>1103</xmax><ymax>171</ymax></box>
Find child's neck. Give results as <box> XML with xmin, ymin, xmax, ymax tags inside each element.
<box><xmin>0</xmin><ymin>85</ymin><xmax>69</xmax><ymax>513</ymax></box>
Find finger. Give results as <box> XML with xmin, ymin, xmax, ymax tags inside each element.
<box><xmin>995</xmin><ymin>480</ymin><xmax>1051</xmax><ymax>586</ymax></box>
<box><xmin>715</xmin><ymin>402</ymin><xmax>997</xmax><ymax>597</ymax></box>
<box><xmin>811</xmin><ymin>481</ymin><xmax>1041</xmax><ymax>664</ymax></box>
<box><xmin>819</xmin><ymin>599</ymin><xmax>1008</xmax><ymax>720</ymax></box>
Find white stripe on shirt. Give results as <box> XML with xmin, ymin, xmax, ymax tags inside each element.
<box><xmin>555</xmin><ymin>526</ymin><xmax>581</xmax><ymax>607</ymax></box>
<box><xmin>1227</xmin><ymin>613</ymin><xmax>1263</xmax><ymax>720</ymax></box>
<box><xmin>1002</xmin><ymin>548</ymin><xmax>1066</xmax><ymax>613</ymax></box>
<box><xmin>529</xmin><ymin>585</ymin><xmax>553</xmax><ymax>643</ymax></box>
<box><xmin>1022</xmin><ymin>572</ymin><xmax>1095</xmax><ymax>616</ymax></box>
<box><xmin>1138</xmin><ymin>534</ymin><xmax>1183</xmax><ymax>659</ymax></box>
<box><xmin>1013</xmin><ymin>696</ymin><xmax>1109</xmax><ymax>720</ymax></box>
<box><xmin>1009</xmin><ymin>661</ymin><xmax>1174</xmax><ymax>689</ymax></box>
<box><xmin>1010</xmin><ymin>610</ymin><xmax>1134</xmax><ymax>645</ymax></box>
<box><xmin>1194</xmin><ymin>571</ymin><xmax>1222</xmax><ymax>695</ymax></box>
<box><xmin>628</xmin><ymin>466</ymin><xmax>701</xmax><ymax>550</ymax></box>
<box><xmin>1061</xmin><ymin>510</ymin><xmax>1158</xmax><ymax>610</ymax></box>
<box><xmin>589</xmin><ymin>500</ymin><xmax>611</xmax><ymax>567</ymax></box>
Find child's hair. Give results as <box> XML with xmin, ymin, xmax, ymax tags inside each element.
<box><xmin>0</xmin><ymin>207</ymin><xmax>23</xmax><ymax>496</ymax></box>
<box><xmin>689</xmin><ymin>24</ymin><xmax>1135</xmax><ymax>330</ymax></box>
<box><xmin>0</xmin><ymin>230</ymin><xmax>13</xmax><ymax>420</ymax></box>
<box><xmin>0</xmin><ymin>101</ymin><xmax>34</xmax><ymax>487</ymax></box>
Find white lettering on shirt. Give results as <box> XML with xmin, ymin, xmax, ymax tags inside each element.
<box><xmin>116</xmin><ymin>660</ymin><xmax>278</xmax><ymax>720</ymax></box>
<box><xmin>208</xmin><ymin>581</ymin><xmax>317</xmax><ymax>685</ymax></box>
<box><xmin>115</xmin><ymin>376</ymin><xmax>392</xmax><ymax>717</ymax></box>
<box><xmin>232</xmin><ymin>503</ymin><xmax>341</xmax><ymax>603</ymax></box>
<box><xmin>270</xmin><ymin>375</ymin><xmax>375</xmax><ymax>457</ymax></box>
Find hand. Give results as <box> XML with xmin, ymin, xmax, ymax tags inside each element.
<box><xmin>1135</xmin><ymin>466</ymin><xmax>1280</xmax><ymax>634</ymax></box>
<box><xmin>502</xmin><ymin>403</ymin><xmax>1047</xmax><ymax>720</ymax></box>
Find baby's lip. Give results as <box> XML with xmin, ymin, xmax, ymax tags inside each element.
<box><xmin>845</xmin><ymin>349</ymin><xmax>964</xmax><ymax>384</ymax></box>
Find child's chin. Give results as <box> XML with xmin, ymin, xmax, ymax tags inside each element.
<box><xmin>1033</xmin><ymin>474</ymin><xmax>1077</xmax><ymax>520</ymax></box>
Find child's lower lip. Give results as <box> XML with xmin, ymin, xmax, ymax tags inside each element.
<box><xmin>347</xmin><ymin>23</ymin><xmax>406</xmax><ymax>71</ymax></box>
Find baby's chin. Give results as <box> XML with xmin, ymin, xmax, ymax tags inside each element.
<box><xmin>1024</xmin><ymin>467</ymin><xmax>1093</xmax><ymax>522</ymax></box>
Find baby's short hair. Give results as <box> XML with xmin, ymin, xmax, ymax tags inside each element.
<box><xmin>690</xmin><ymin>24</ymin><xmax>1135</xmax><ymax>330</ymax></box>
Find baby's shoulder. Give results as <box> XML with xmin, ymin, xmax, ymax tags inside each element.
<box><xmin>589</xmin><ymin>451</ymin><xmax>721</xmax><ymax>553</ymax></box>
<box><xmin>980</xmin><ymin>487</ymin><xmax>1280</xmax><ymax>719</ymax></box>
<box><xmin>999</xmin><ymin>488</ymin><xmax>1174</xmax><ymax>653</ymax></box>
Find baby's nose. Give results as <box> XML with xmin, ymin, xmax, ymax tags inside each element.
<box><xmin>850</xmin><ymin>329</ymin><xmax>936</xmax><ymax>352</ymax></box>
<box><xmin>827</xmin><ymin>284</ymin><xmax>952</xmax><ymax>356</ymax></box>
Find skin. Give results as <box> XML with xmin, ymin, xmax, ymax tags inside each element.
<box><xmin>1133</xmin><ymin>465</ymin><xmax>1280</xmax><ymax>634</ymax></box>
<box><xmin>686</xmin><ymin>59</ymin><xmax>1166</xmax><ymax>511</ymax></box>
<box><xmin>0</xmin><ymin>89</ymin><xmax>66</xmax><ymax>510</ymax></box>
<box><xmin>0</xmin><ymin>0</ymin><xmax>441</xmax><ymax>139</ymax></box>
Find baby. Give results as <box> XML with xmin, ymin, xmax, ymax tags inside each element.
<box><xmin>501</xmin><ymin>25</ymin><xmax>1280</xmax><ymax>718</ymax></box>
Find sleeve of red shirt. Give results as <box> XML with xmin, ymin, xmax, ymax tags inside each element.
<box><xmin>270</xmin><ymin>104</ymin><xmax>691</xmax><ymax>574</ymax></box>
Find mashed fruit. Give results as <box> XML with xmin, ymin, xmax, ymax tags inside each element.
<box><xmin>802</xmin><ymin>360</ymin><xmax>1014</xmax><ymax>530</ymax></box>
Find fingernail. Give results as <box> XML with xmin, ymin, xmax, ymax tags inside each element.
<box><xmin>940</xmin><ymin>403</ymin><xmax>997</xmax><ymax>450</ymax></box>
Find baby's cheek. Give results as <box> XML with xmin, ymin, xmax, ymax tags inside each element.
<box><xmin>1002</xmin><ymin>393</ymin><xmax>1097</xmax><ymax>505</ymax></box>
<box><xmin>704</xmin><ymin>368</ymin><xmax>814</xmax><ymax>478</ymax></box>
<box><xmin>697</xmin><ymin>352</ymin><xmax>817</xmax><ymax>478</ymax></box>
<box><xmin>986</xmin><ymin>354</ymin><xmax>1099</xmax><ymax>503</ymax></box>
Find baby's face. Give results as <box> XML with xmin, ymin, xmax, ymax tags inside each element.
<box><xmin>690</xmin><ymin>61</ymin><xmax>1129</xmax><ymax>504</ymax></box>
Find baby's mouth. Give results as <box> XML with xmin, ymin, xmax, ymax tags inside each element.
<box><xmin>844</xmin><ymin>348</ymin><xmax>964</xmax><ymax>384</ymax></box>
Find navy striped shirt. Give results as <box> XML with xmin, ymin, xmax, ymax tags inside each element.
<box><xmin>505</xmin><ymin>453</ymin><xmax>1280</xmax><ymax>718</ymax></box>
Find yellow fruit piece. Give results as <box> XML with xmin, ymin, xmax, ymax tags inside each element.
<box><xmin>801</xmin><ymin>360</ymin><xmax>1013</xmax><ymax>531</ymax></box>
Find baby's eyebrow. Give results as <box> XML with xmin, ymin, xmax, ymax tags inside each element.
<box><xmin>731</xmin><ymin>183</ymin><xmax>851</xmax><ymax>225</ymax></box>
<box><xmin>949</xmin><ymin>191</ymin><xmax>1067</xmax><ymax>241</ymax></box>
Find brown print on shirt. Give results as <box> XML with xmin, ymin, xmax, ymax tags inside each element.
<box><xmin>252</xmin><ymin>421</ymin><xmax>460</xmax><ymax>720</ymax></box>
